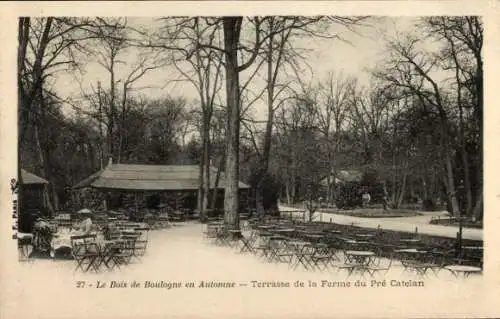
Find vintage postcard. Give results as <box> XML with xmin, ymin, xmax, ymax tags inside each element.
<box><xmin>1</xmin><ymin>1</ymin><xmax>499</xmax><ymax>318</ymax></box>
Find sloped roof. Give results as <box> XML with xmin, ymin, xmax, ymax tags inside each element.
<box><xmin>320</xmin><ymin>169</ymin><xmax>363</xmax><ymax>186</ymax></box>
<box><xmin>73</xmin><ymin>164</ymin><xmax>250</xmax><ymax>191</ymax></box>
<box><xmin>21</xmin><ymin>169</ymin><xmax>49</xmax><ymax>185</ymax></box>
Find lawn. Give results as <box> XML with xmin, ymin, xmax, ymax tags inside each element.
<box><xmin>429</xmin><ymin>217</ymin><xmax>483</xmax><ymax>229</ymax></box>
<box><xmin>319</xmin><ymin>208</ymin><xmax>423</xmax><ymax>218</ymax></box>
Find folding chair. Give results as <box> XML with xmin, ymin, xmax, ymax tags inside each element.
<box><xmin>292</xmin><ymin>243</ymin><xmax>315</xmax><ymax>270</ymax></box>
<box><xmin>309</xmin><ymin>243</ymin><xmax>333</xmax><ymax>271</ymax></box>
<box><xmin>133</xmin><ymin>227</ymin><xmax>149</xmax><ymax>256</ymax></box>
<box><xmin>336</xmin><ymin>262</ymin><xmax>368</xmax><ymax>277</ymax></box>
<box><xmin>117</xmin><ymin>237</ymin><xmax>137</xmax><ymax>264</ymax></box>
<box><xmin>98</xmin><ymin>241</ymin><xmax>121</xmax><ymax>271</ymax></box>
<box><xmin>238</xmin><ymin>236</ymin><xmax>254</xmax><ymax>254</ymax></box>
<box><xmin>364</xmin><ymin>250</ymin><xmax>394</xmax><ymax>277</ymax></box>
<box><xmin>269</xmin><ymin>238</ymin><xmax>293</xmax><ymax>263</ymax></box>
<box><xmin>71</xmin><ymin>235</ymin><xmax>100</xmax><ymax>272</ymax></box>
<box><xmin>253</xmin><ymin>234</ymin><xmax>272</xmax><ymax>260</ymax></box>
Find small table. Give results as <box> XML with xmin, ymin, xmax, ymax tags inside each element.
<box><xmin>400</xmin><ymin>239</ymin><xmax>420</xmax><ymax>244</ymax></box>
<box><xmin>445</xmin><ymin>265</ymin><xmax>482</xmax><ymax>278</ymax></box>
<box><xmin>345</xmin><ymin>250</ymin><xmax>375</xmax><ymax>265</ymax></box>
<box><xmin>18</xmin><ymin>233</ymin><xmax>34</xmax><ymax>260</ymax></box>
<box><xmin>462</xmin><ymin>246</ymin><xmax>483</xmax><ymax>251</ymax></box>
<box><xmin>258</xmin><ymin>225</ymin><xmax>274</xmax><ymax>230</ymax></box>
<box><xmin>305</xmin><ymin>234</ymin><xmax>324</xmax><ymax>243</ymax></box>
<box><xmin>400</xmin><ymin>239</ymin><xmax>421</xmax><ymax>248</ymax></box>
<box><xmin>394</xmin><ymin>248</ymin><xmax>427</xmax><ymax>254</ymax></box>
<box><xmin>355</xmin><ymin>234</ymin><xmax>375</xmax><ymax>239</ymax></box>
<box><xmin>274</xmin><ymin>228</ymin><xmax>295</xmax><ymax>234</ymax></box>
<box><xmin>394</xmin><ymin>249</ymin><xmax>436</xmax><ymax>275</ymax></box>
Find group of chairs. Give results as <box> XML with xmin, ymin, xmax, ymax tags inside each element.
<box><xmin>70</xmin><ymin>223</ymin><xmax>150</xmax><ymax>273</ymax></box>
<box><xmin>203</xmin><ymin>217</ymin><xmax>482</xmax><ymax>278</ymax></box>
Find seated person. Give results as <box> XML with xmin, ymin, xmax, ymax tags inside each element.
<box><xmin>73</xmin><ymin>209</ymin><xmax>93</xmax><ymax>235</ymax></box>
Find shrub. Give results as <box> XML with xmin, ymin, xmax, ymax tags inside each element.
<box><xmin>335</xmin><ymin>182</ymin><xmax>362</xmax><ymax>209</ymax></box>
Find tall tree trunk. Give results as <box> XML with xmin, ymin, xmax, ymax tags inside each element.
<box><xmin>460</xmin><ymin>143</ymin><xmax>473</xmax><ymax>215</ymax></box>
<box><xmin>97</xmin><ymin>81</ymin><xmax>105</xmax><ymax>169</ymax></box>
<box><xmin>396</xmin><ymin>171</ymin><xmax>407</xmax><ymax>208</ymax></box>
<box><xmin>325</xmin><ymin>176</ymin><xmax>331</xmax><ymax>205</ymax></box>
<box><xmin>444</xmin><ymin>153</ymin><xmax>460</xmax><ymax>216</ymax></box>
<box><xmin>453</xmin><ymin>46</ymin><xmax>473</xmax><ymax>216</ymax></box>
<box><xmin>197</xmin><ymin>153</ymin><xmax>205</xmax><ymax>217</ymax></box>
<box><xmin>203</xmin><ymin>123</ymin><xmax>210</xmax><ymax>211</ymax></box>
<box><xmin>256</xmin><ymin>30</ymin><xmax>277</xmax><ymax>216</ymax></box>
<box><xmin>222</xmin><ymin>17</ymin><xmax>242</xmax><ymax>229</ymax></box>
<box><xmin>34</xmin><ymin>124</ymin><xmax>54</xmax><ymax>214</ymax></box>
<box><xmin>472</xmin><ymin>188</ymin><xmax>483</xmax><ymax>221</ymax></box>
<box><xmin>255</xmin><ymin>115</ymin><xmax>273</xmax><ymax>216</ymax></box>
<box><xmin>331</xmin><ymin>168</ymin><xmax>338</xmax><ymax>205</ymax></box>
<box><xmin>18</xmin><ymin>18</ymin><xmax>30</xmax><ymax>224</ymax></box>
<box><xmin>52</xmin><ymin>184</ymin><xmax>59</xmax><ymax>211</ymax></box>
<box><xmin>18</xmin><ymin>17</ymin><xmax>53</xmax><ymax>220</ymax></box>
<box><xmin>391</xmin><ymin>152</ymin><xmax>397</xmax><ymax>203</ymax></box>
<box><xmin>37</xmin><ymin>84</ymin><xmax>55</xmax><ymax>215</ymax></box>
<box><xmin>421</xmin><ymin>176</ymin><xmax>428</xmax><ymax>200</ymax></box>
<box><xmin>285</xmin><ymin>183</ymin><xmax>291</xmax><ymax>205</ymax></box>
<box><xmin>210</xmin><ymin>155</ymin><xmax>224</xmax><ymax>210</ymax></box>
<box><xmin>108</xmin><ymin>54</ymin><xmax>116</xmax><ymax>160</ymax></box>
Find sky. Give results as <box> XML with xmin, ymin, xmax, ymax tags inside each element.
<box><xmin>52</xmin><ymin>16</ymin><xmax>418</xmax><ymax>121</ymax></box>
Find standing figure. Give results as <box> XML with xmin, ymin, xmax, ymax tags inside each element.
<box><xmin>382</xmin><ymin>189</ymin><xmax>390</xmax><ymax>210</ymax></box>
<box><xmin>362</xmin><ymin>192</ymin><xmax>371</xmax><ymax>208</ymax></box>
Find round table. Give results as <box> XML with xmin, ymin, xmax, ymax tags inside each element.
<box><xmin>445</xmin><ymin>265</ymin><xmax>482</xmax><ymax>278</ymax></box>
<box><xmin>345</xmin><ymin>250</ymin><xmax>375</xmax><ymax>265</ymax></box>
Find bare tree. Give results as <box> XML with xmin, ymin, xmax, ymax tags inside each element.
<box><xmin>82</xmin><ymin>18</ymin><xmax>166</xmax><ymax>165</ymax></box>
<box><xmin>315</xmin><ymin>72</ymin><xmax>356</xmax><ymax>205</ymax></box>
<box><xmin>374</xmin><ymin>35</ymin><xmax>461</xmax><ymax>216</ymax></box>
<box><xmin>18</xmin><ymin>17</ymin><xmax>120</xmax><ymax>212</ymax></box>
<box><xmin>423</xmin><ymin>17</ymin><xmax>483</xmax><ymax>218</ymax></box>
<box><xmin>167</xmin><ymin>18</ymin><xmax>224</xmax><ymax>219</ymax></box>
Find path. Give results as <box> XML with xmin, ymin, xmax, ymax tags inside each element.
<box><xmin>2</xmin><ymin>223</ymin><xmax>488</xmax><ymax>319</ymax></box>
<box><xmin>279</xmin><ymin>205</ymin><xmax>483</xmax><ymax>241</ymax></box>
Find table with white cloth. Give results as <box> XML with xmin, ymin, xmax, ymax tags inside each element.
<box><xmin>50</xmin><ymin>229</ymin><xmax>86</xmax><ymax>258</ymax></box>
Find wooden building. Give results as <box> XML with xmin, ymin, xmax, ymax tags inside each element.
<box><xmin>72</xmin><ymin>163</ymin><xmax>250</xmax><ymax>213</ymax></box>
<box><xmin>19</xmin><ymin>169</ymin><xmax>49</xmax><ymax>232</ymax></box>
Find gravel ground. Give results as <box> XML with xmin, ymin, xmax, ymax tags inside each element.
<box><xmin>2</xmin><ymin>223</ymin><xmax>493</xmax><ymax>319</ymax></box>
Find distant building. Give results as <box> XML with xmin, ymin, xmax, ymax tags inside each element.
<box><xmin>72</xmin><ymin>163</ymin><xmax>250</xmax><ymax>212</ymax></box>
<box><xmin>319</xmin><ymin>169</ymin><xmax>363</xmax><ymax>186</ymax></box>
